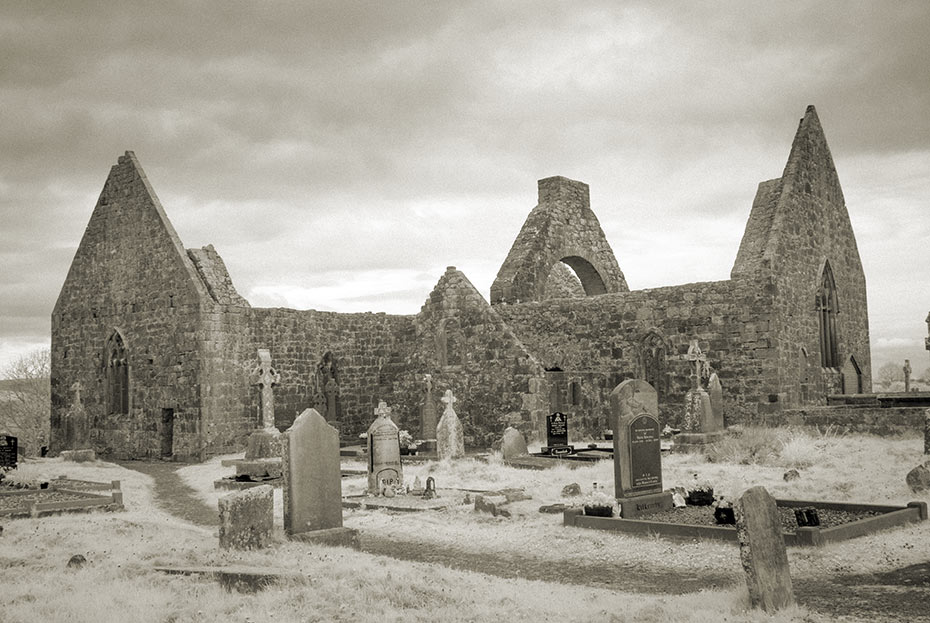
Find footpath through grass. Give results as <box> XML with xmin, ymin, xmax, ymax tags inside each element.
<box><xmin>1</xmin><ymin>429</ymin><xmax>928</xmax><ymax>622</ymax></box>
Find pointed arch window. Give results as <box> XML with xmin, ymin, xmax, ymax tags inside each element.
<box><xmin>105</xmin><ymin>331</ymin><xmax>129</xmax><ymax>414</ymax></box>
<box><xmin>640</xmin><ymin>331</ymin><xmax>668</xmax><ymax>396</ymax></box>
<box><xmin>817</xmin><ymin>263</ymin><xmax>840</xmax><ymax>369</ymax></box>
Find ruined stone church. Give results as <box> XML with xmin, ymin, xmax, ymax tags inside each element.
<box><xmin>50</xmin><ymin>106</ymin><xmax>871</xmax><ymax>460</ymax></box>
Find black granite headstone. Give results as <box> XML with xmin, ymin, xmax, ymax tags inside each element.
<box><xmin>0</xmin><ymin>435</ymin><xmax>17</xmax><ymax>470</ymax></box>
<box><xmin>628</xmin><ymin>415</ymin><xmax>662</xmax><ymax>492</ymax></box>
<box><xmin>545</xmin><ymin>412</ymin><xmax>572</xmax><ymax>454</ymax></box>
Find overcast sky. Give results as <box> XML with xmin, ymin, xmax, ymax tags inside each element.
<box><xmin>2</xmin><ymin>2</ymin><xmax>929</xmax><ymax>378</ymax></box>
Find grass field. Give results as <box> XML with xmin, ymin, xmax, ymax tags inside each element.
<box><xmin>2</xmin><ymin>427</ymin><xmax>928</xmax><ymax>622</ymax></box>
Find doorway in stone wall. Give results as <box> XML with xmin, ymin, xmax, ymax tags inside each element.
<box><xmin>160</xmin><ymin>408</ymin><xmax>174</xmax><ymax>458</ymax></box>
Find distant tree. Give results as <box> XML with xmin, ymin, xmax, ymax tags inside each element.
<box><xmin>921</xmin><ymin>367</ymin><xmax>930</xmax><ymax>383</ymax></box>
<box><xmin>0</xmin><ymin>349</ymin><xmax>50</xmax><ymax>456</ymax></box>
<box><xmin>875</xmin><ymin>361</ymin><xmax>904</xmax><ymax>389</ymax></box>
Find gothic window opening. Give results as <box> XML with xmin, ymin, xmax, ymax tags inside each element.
<box><xmin>817</xmin><ymin>262</ymin><xmax>840</xmax><ymax>369</ymax></box>
<box><xmin>105</xmin><ymin>331</ymin><xmax>129</xmax><ymax>415</ymax></box>
<box><xmin>437</xmin><ymin>318</ymin><xmax>463</xmax><ymax>367</ymax></box>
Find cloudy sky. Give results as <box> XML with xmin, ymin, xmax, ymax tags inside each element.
<box><xmin>2</xmin><ymin>2</ymin><xmax>929</xmax><ymax>378</ymax></box>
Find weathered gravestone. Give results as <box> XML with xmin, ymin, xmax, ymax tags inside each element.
<box><xmin>708</xmin><ymin>372</ymin><xmax>724</xmax><ymax>429</ymax></box>
<box><xmin>610</xmin><ymin>379</ymin><xmax>672</xmax><ymax>518</ymax></box>
<box><xmin>436</xmin><ymin>390</ymin><xmax>465</xmax><ymax>460</ymax></box>
<box><xmin>283</xmin><ymin>408</ymin><xmax>358</xmax><ymax>547</ymax></box>
<box><xmin>63</xmin><ymin>382</ymin><xmax>90</xmax><ymax>450</ymax></box>
<box><xmin>735</xmin><ymin>486</ymin><xmax>795</xmax><ymax>613</ymax></box>
<box><xmin>218</xmin><ymin>485</ymin><xmax>273</xmax><ymax>550</ymax></box>
<box><xmin>0</xmin><ymin>435</ymin><xmax>17</xmax><ymax>470</ymax></box>
<box><xmin>904</xmin><ymin>359</ymin><xmax>912</xmax><ymax>393</ymax></box>
<box><xmin>676</xmin><ymin>341</ymin><xmax>725</xmax><ymax>452</ymax></box>
<box><xmin>544</xmin><ymin>412</ymin><xmax>572</xmax><ymax>455</ymax></box>
<box><xmin>419</xmin><ymin>374</ymin><xmax>438</xmax><ymax>445</ymax></box>
<box><xmin>367</xmin><ymin>402</ymin><xmax>403</xmax><ymax>493</ymax></box>
<box><xmin>500</xmin><ymin>426</ymin><xmax>529</xmax><ymax>460</ymax></box>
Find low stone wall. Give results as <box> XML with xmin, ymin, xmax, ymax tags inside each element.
<box><xmin>783</xmin><ymin>406</ymin><xmax>926</xmax><ymax>436</ymax></box>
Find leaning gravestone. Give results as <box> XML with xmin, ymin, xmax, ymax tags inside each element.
<box><xmin>735</xmin><ymin>486</ymin><xmax>795</xmax><ymax>612</ymax></box>
<box><xmin>367</xmin><ymin>402</ymin><xmax>403</xmax><ymax>493</ymax></box>
<box><xmin>610</xmin><ymin>379</ymin><xmax>672</xmax><ymax>518</ymax></box>
<box><xmin>436</xmin><ymin>390</ymin><xmax>465</xmax><ymax>460</ymax></box>
<box><xmin>0</xmin><ymin>435</ymin><xmax>18</xmax><ymax>470</ymax></box>
<box><xmin>282</xmin><ymin>408</ymin><xmax>358</xmax><ymax>547</ymax></box>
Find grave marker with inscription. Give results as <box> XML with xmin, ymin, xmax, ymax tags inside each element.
<box><xmin>610</xmin><ymin>379</ymin><xmax>672</xmax><ymax>518</ymax></box>
<box><xmin>0</xmin><ymin>435</ymin><xmax>17</xmax><ymax>470</ymax></box>
<box><xmin>544</xmin><ymin>412</ymin><xmax>573</xmax><ymax>455</ymax></box>
<box><xmin>367</xmin><ymin>401</ymin><xmax>403</xmax><ymax>494</ymax></box>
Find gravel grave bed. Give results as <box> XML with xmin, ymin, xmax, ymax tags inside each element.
<box><xmin>0</xmin><ymin>487</ymin><xmax>96</xmax><ymax>513</ymax></box>
<box><xmin>643</xmin><ymin>505</ymin><xmax>884</xmax><ymax>534</ymax></box>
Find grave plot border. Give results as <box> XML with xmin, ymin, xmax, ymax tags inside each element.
<box><xmin>564</xmin><ymin>499</ymin><xmax>928</xmax><ymax>547</ymax></box>
<box><xmin>0</xmin><ymin>480</ymin><xmax>124</xmax><ymax>519</ymax></box>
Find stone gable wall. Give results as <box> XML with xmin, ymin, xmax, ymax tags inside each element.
<box><xmin>51</xmin><ymin>153</ymin><xmax>212</xmax><ymax>460</ymax></box>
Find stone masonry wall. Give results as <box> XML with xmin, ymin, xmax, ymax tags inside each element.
<box><xmin>51</xmin><ymin>152</ymin><xmax>212</xmax><ymax>460</ymax></box>
<box><xmin>496</xmin><ymin>277</ymin><xmax>779</xmax><ymax>433</ymax></box>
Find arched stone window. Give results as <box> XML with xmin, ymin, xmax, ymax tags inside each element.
<box><xmin>817</xmin><ymin>262</ymin><xmax>840</xmax><ymax>369</ymax></box>
<box><xmin>437</xmin><ymin>317</ymin><xmax>463</xmax><ymax>367</ymax></box>
<box><xmin>104</xmin><ymin>331</ymin><xmax>129</xmax><ymax>415</ymax></box>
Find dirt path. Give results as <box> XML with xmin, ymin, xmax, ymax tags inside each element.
<box><xmin>125</xmin><ymin>463</ymin><xmax>929</xmax><ymax>621</ymax></box>
<box><xmin>117</xmin><ymin>460</ymin><xmax>218</xmax><ymax>527</ymax></box>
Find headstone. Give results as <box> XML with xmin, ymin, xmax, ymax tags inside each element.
<box><xmin>924</xmin><ymin>408</ymin><xmax>930</xmax><ymax>455</ymax></box>
<box><xmin>0</xmin><ymin>435</ymin><xmax>18</xmax><ymax>469</ymax></box>
<box><xmin>610</xmin><ymin>379</ymin><xmax>672</xmax><ymax>518</ymax></box>
<box><xmin>904</xmin><ymin>359</ymin><xmax>912</xmax><ymax>393</ymax></box>
<box><xmin>905</xmin><ymin>460</ymin><xmax>930</xmax><ymax>493</ymax></box>
<box><xmin>708</xmin><ymin>372</ymin><xmax>724</xmax><ymax>429</ymax></box>
<box><xmin>283</xmin><ymin>409</ymin><xmax>344</xmax><ymax>534</ymax></box>
<box><xmin>419</xmin><ymin>374</ymin><xmax>438</xmax><ymax>440</ymax></box>
<box><xmin>249</xmin><ymin>348</ymin><xmax>281</xmax><ymax>430</ymax></box>
<box><xmin>545</xmin><ymin>412</ymin><xmax>572</xmax><ymax>454</ymax></box>
<box><xmin>436</xmin><ymin>390</ymin><xmax>465</xmax><ymax>460</ymax></box>
<box><xmin>367</xmin><ymin>401</ymin><xmax>403</xmax><ymax>493</ymax></box>
<box><xmin>500</xmin><ymin>427</ymin><xmax>529</xmax><ymax>459</ymax></box>
<box><xmin>218</xmin><ymin>485</ymin><xmax>273</xmax><ymax>549</ymax></box>
<box><xmin>735</xmin><ymin>486</ymin><xmax>795</xmax><ymax>613</ymax></box>
<box><xmin>683</xmin><ymin>387</ymin><xmax>714</xmax><ymax>433</ymax></box>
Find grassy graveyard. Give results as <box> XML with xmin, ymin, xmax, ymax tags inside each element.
<box><xmin>1</xmin><ymin>427</ymin><xmax>928</xmax><ymax>622</ymax></box>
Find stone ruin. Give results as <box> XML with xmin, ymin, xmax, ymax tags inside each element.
<box><xmin>49</xmin><ymin>106</ymin><xmax>872</xmax><ymax>460</ymax></box>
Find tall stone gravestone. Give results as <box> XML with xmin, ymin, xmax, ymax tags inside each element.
<box><xmin>64</xmin><ymin>382</ymin><xmax>90</xmax><ymax>450</ymax></box>
<box><xmin>419</xmin><ymin>374</ymin><xmax>438</xmax><ymax>443</ymax></box>
<box><xmin>0</xmin><ymin>435</ymin><xmax>17</xmax><ymax>470</ymax></box>
<box><xmin>367</xmin><ymin>401</ymin><xmax>403</xmax><ymax>493</ymax></box>
<box><xmin>282</xmin><ymin>408</ymin><xmax>357</xmax><ymax>547</ymax></box>
<box><xmin>610</xmin><ymin>379</ymin><xmax>672</xmax><ymax>518</ymax></box>
<box><xmin>708</xmin><ymin>372</ymin><xmax>724</xmax><ymax>430</ymax></box>
<box><xmin>544</xmin><ymin>412</ymin><xmax>573</xmax><ymax>455</ymax></box>
<box><xmin>677</xmin><ymin>341</ymin><xmax>725</xmax><ymax>452</ymax></box>
<box><xmin>246</xmin><ymin>348</ymin><xmax>282</xmax><ymax>460</ymax></box>
<box><xmin>735</xmin><ymin>486</ymin><xmax>795</xmax><ymax>613</ymax></box>
<box><xmin>436</xmin><ymin>390</ymin><xmax>465</xmax><ymax>460</ymax></box>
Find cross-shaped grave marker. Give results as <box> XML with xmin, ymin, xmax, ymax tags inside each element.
<box><xmin>250</xmin><ymin>349</ymin><xmax>281</xmax><ymax>430</ymax></box>
<box><xmin>374</xmin><ymin>400</ymin><xmax>392</xmax><ymax>418</ymax></box>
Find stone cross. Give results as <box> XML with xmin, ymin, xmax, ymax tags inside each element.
<box><xmin>374</xmin><ymin>401</ymin><xmax>392</xmax><ymax>418</ymax></box>
<box><xmin>684</xmin><ymin>340</ymin><xmax>709</xmax><ymax>390</ymax></box>
<box><xmin>437</xmin><ymin>390</ymin><xmax>464</xmax><ymax>460</ymax></box>
<box><xmin>904</xmin><ymin>359</ymin><xmax>912</xmax><ymax>393</ymax></box>
<box><xmin>250</xmin><ymin>349</ymin><xmax>281</xmax><ymax>430</ymax></box>
<box><xmin>441</xmin><ymin>389</ymin><xmax>456</xmax><ymax>409</ymax></box>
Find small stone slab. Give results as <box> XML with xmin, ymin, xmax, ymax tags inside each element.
<box><xmin>218</xmin><ymin>485</ymin><xmax>273</xmax><ymax>550</ymax></box>
<box><xmin>735</xmin><ymin>486</ymin><xmax>795</xmax><ymax>612</ymax></box>
<box><xmin>343</xmin><ymin>490</ymin><xmax>466</xmax><ymax>512</ymax></box>
<box><xmin>154</xmin><ymin>565</ymin><xmax>307</xmax><ymax>593</ymax></box>
<box><xmin>617</xmin><ymin>491</ymin><xmax>674</xmax><ymax>519</ymax></box>
<box><xmin>500</xmin><ymin>426</ymin><xmax>529</xmax><ymax>459</ymax></box>
<box><xmin>288</xmin><ymin>526</ymin><xmax>359</xmax><ymax>549</ymax></box>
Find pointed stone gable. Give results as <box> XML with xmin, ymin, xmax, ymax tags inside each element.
<box><xmin>54</xmin><ymin>151</ymin><xmax>209</xmax><ymax>316</ymax></box>
<box><xmin>491</xmin><ymin>176</ymin><xmax>628</xmax><ymax>304</ymax></box>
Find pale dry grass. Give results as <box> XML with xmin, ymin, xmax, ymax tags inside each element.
<box><xmin>3</xmin><ymin>430</ymin><xmax>929</xmax><ymax>623</ymax></box>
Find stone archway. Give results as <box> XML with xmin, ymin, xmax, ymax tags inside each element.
<box><xmin>491</xmin><ymin>176</ymin><xmax>628</xmax><ymax>304</ymax></box>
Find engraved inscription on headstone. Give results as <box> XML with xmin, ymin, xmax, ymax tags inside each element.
<box><xmin>367</xmin><ymin>401</ymin><xmax>402</xmax><ymax>493</ymax></box>
<box><xmin>546</xmin><ymin>412</ymin><xmax>568</xmax><ymax>448</ymax></box>
<box><xmin>629</xmin><ymin>416</ymin><xmax>661</xmax><ymax>491</ymax></box>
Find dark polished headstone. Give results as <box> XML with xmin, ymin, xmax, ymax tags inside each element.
<box><xmin>0</xmin><ymin>436</ymin><xmax>17</xmax><ymax>469</ymax></box>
